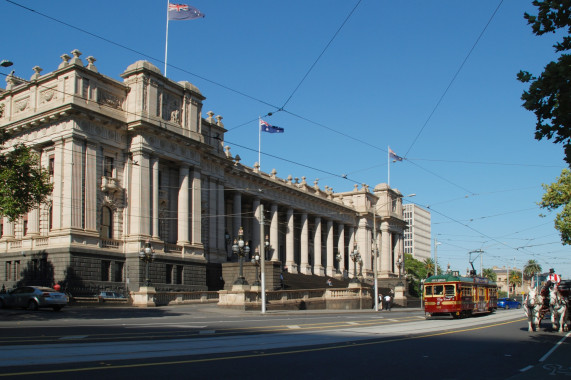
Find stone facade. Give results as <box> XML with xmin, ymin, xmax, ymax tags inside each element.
<box><xmin>0</xmin><ymin>50</ymin><xmax>409</xmax><ymax>293</ymax></box>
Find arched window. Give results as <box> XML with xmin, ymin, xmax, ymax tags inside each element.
<box><xmin>101</xmin><ymin>206</ymin><xmax>113</xmax><ymax>239</ymax></box>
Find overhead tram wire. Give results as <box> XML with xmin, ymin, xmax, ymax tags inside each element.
<box><xmin>279</xmin><ymin>0</ymin><xmax>363</xmax><ymax>110</ymax></box>
<box><xmin>402</xmin><ymin>0</ymin><xmax>504</xmax><ymax>159</ymax></box>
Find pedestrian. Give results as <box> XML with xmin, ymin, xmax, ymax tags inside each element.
<box><xmin>378</xmin><ymin>293</ymin><xmax>383</xmax><ymax>310</ymax></box>
<box><xmin>326</xmin><ymin>278</ymin><xmax>333</xmax><ymax>287</ymax></box>
<box><xmin>280</xmin><ymin>272</ymin><xmax>284</xmax><ymax>289</ymax></box>
<box><xmin>384</xmin><ymin>294</ymin><xmax>392</xmax><ymax>311</ymax></box>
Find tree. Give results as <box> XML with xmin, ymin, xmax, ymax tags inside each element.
<box><xmin>509</xmin><ymin>271</ymin><xmax>522</xmax><ymax>294</ymax></box>
<box><xmin>523</xmin><ymin>259</ymin><xmax>542</xmax><ymax>286</ymax></box>
<box><xmin>539</xmin><ymin>168</ymin><xmax>571</xmax><ymax>244</ymax></box>
<box><xmin>0</xmin><ymin>131</ymin><xmax>52</xmax><ymax>221</ymax></box>
<box><xmin>517</xmin><ymin>1</ymin><xmax>571</xmax><ymax>165</ymax></box>
<box><xmin>482</xmin><ymin>268</ymin><xmax>497</xmax><ymax>282</ymax></box>
<box><xmin>423</xmin><ymin>258</ymin><xmax>435</xmax><ymax>278</ymax></box>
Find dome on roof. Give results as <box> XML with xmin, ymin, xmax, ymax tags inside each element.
<box><xmin>122</xmin><ymin>60</ymin><xmax>162</xmax><ymax>75</ymax></box>
<box><xmin>178</xmin><ymin>81</ymin><xmax>202</xmax><ymax>95</ymax></box>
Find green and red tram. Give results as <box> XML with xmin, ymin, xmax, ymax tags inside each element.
<box><xmin>423</xmin><ymin>272</ymin><xmax>497</xmax><ymax>318</ymax></box>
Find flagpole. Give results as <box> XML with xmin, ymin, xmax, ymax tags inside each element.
<box><xmin>164</xmin><ymin>0</ymin><xmax>170</xmax><ymax>77</ymax></box>
<box><xmin>387</xmin><ymin>146</ymin><xmax>391</xmax><ymax>187</ymax></box>
<box><xmin>258</xmin><ymin>117</ymin><xmax>262</xmax><ymax>170</ymax></box>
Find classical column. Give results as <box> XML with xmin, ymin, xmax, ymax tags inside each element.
<box><xmin>191</xmin><ymin>169</ymin><xmax>202</xmax><ymax>245</ymax></box>
<box><xmin>177</xmin><ymin>165</ymin><xmax>190</xmax><ymax>245</ymax></box>
<box><xmin>285</xmin><ymin>208</ymin><xmax>297</xmax><ymax>273</ymax></box>
<box><xmin>300</xmin><ymin>212</ymin><xmax>310</xmax><ymax>274</ymax></box>
<box><xmin>61</xmin><ymin>138</ymin><xmax>84</xmax><ymax>230</ymax></box>
<box><xmin>269</xmin><ymin>203</ymin><xmax>279</xmax><ymax>261</ymax></box>
<box><xmin>326</xmin><ymin>220</ymin><xmax>334</xmax><ymax>276</ymax></box>
<box><xmin>84</xmin><ymin>143</ymin><xmax>97</xmax><ymax>232</ymax></box>
<box><xmin>233</xmin><ymin>192</ymin><xmax>242</xmax><ymax>239</ymax></box>
<box><xmin>2</xmin><ymin>217</ymin><xmax>14</xmax><ymax>239</ymax></box>
<box><xmin>209</xmin><ymin>179</ymin><xmax>218</xmax><ymax>255</ymax></box>
<box><xmin>380</xmin><ymin>221</ymin><xmax>391</xmax><ymax>276</ymax></box>
<box><xmin>217</xmin><ymin>183</ymin><xmax>226</xmax><ymax>259</ymax></box>
<box><xmin>51</xmin><ymin>139</ymin><xmax>64</xmax><ymax>230</ymax></box>
<box><xmin>130</xmin><ymin>150</ymin><xmax>151</xmax><ymax>237</ymax></box>
<box><xmin>313</xmin><ymin>216</ymin><xmax>323</xmax><ymax>276</ymax></box>
<box><xmin>27</xmin><ymin>208</ymin><xmax>40</xmax><ymax>236</ymax></box>
<box><xmin>151</xmin><ymin>157</ymin><xmax>160</xmax><ymax>239</ymax></box>
<box><xmin>252</xmin><ymin>198</ymin><xmax>261</xmax><ymax>255</ymax></box>
<box><xmin>337</xmin><ymin>223</ymin><xmax>345</xmax><ymax>276</ymax></box>
<box><xmin>348</xmin><ymin>226</ymin><xmax>355</xmax><ymax>278</ymax></box>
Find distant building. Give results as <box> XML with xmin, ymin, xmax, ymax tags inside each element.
<box><xmin>403</xmin><ymin>204</ymin><xmax>431</xmax><ymax>261</ymax></box>
<box><xmin>492</xmin><ymin>266</ymin><xmax>524</xmax><ymax>296</ymax></box>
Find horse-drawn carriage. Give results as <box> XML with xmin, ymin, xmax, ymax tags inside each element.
<box><xmin>524</xmin><ymin>279</ymin><xmax>570</xmax><ymax>333</ymax></box>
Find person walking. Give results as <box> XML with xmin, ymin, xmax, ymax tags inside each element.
<box><xmin>379</xmin><ymin>293</ymin><xmax>383</xmax><ymax>310</ymax></box>
<box><xmin>384</xmin><ymin>294</ymin><xmax>392</xmax><ymax>311</ymax></box>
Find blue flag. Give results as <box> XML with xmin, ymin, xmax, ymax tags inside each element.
<box><xmin>168</xmin><ymin>3</ymin><xmax>205</xmax><ymax>21</ymax></box>
<box><xmin>260</xmin><ymin>119</ymin><xmax>284</xmax><ymax>133</ymax></box>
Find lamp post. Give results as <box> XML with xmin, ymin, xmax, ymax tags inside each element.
<box><xmin>397</xmin><ymin>256</ymin><xmax>403</xmax><ymax>278</ymax></box>
<box><xmin>232</xmin><ymin>227</ymin><xmax>250</xmax><ymax>285</ymax></box>
<box><xmin>0</xmin><ymin>60</ymin><xmax>13</xmax><ymax>68</ymax></box>
<box><xmin>251</xmin><ymin>248</ymin><xmax>261</xmax><ymax>286</ymax></box>
<box><xmin>349</xmin><ymin>243</ymin><xmax>361</xmax><ymax>284</ymax></box>
<box><xmin>335</xmin><ymin>253</ymin><xmax>342</xmax><ymax>274</ymax></box>
<box><xmin>225</xmin><ymin>231</ymin><xmax>231</xmax><ymax>261</ymax></box>
<box><xmin>138</xmin><ymin>240</ymin><xmax>155</xmax><ymax>287</ymax></box>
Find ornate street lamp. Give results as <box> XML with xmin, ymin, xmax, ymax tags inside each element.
<box><xmin>335</xmin><ymin>253</ymin><xmax>342</xmax><ymax>274</ymax></box>
<box><xmin>232</xmin><ymin>227</ymin><xmax>250</xmax><ymax>285</ymax></box>
<box><xmin>251</xmin><ymin>248</ymin><xmax>261</xmax><ymax>286</ymax></box>
<box><xmin>349</xmin><ymin>243</ymin><xmax>361</xmax><ymax>284</ymax></box>
<box><xmin>397</xmin><ymin>256</ymin><xmax>403</xmax><ymax>278</ymax></box>
<box><xmin>139</xmin><ymin>240</ymin><xmax>155</xmax><ymax>286</ymax></box>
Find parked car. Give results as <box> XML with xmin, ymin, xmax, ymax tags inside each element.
<box><xmin>97</xmin><ymin>291</ymin><xmax>127</xmax><ymax>302</ymax></box>
<box><xmin>497</xmin><ymin>297</ymin><xmax>521</xmax><ymax>309</ymax></box>
<box><xmin>0</xmin><ymin>286</ymin><xmax>68</xmax><ymax>311</ymax></box>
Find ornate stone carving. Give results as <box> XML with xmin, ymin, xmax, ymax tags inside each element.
<box><xmin>0</xmin><ymin>103</ymin><xmax>4</xmax><ymax>118</ymax></box>
<box><xmin>15</xmin><ymin>97</ymin><xmax>29</xmax><ymax>113</ymax></box>
<box><xmin>40</xmin><ymin>87</ymin><xmax>57</xmax><ymax>104</ymax></box>
<box><xmin>99</xmin><ymin>90</ymin><xmax>123</xmax><ymax>109</ymax></box>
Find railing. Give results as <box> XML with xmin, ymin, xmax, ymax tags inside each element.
<box><xmin>154</xmin><ymin>291</ymin><xmax>220</xmax><ymax>306</ymax></box>
<box><xmin>34</xmin><ymin>237</ymin><xmax>49</xmax><ymax>247</ymax></box>
<box><xmin>164</xmin><ymin>243</ymin><xmax>182</xmax><ymax>253</ymax></box>
<box><xmin>101</xmin><ymin>239</ymin><xmax>121</xmax><ymax>249</ymax></box>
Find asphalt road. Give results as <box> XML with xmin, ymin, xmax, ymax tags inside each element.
<box><xmin>0</xmin><ymin>305</ymin><xmax>569</xmax><ymax>379</ymax></box>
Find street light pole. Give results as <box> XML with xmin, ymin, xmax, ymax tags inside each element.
<box><xmin>232</xmin><ymin>227</ymin><xmax>250</xmax><ymax>285</ymax></box>
<box><xmin>138</xmin><ymin>240</ymin><xmax>155</xmax><ymax>287</ymax></box>
<box><xmin>260</xmin><ymin>204</ymin><xmax>267</xmax><ymax>314</ymax></box>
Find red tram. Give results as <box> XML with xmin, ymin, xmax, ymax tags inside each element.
<box><xmin>423</xmin><ymin>271</ymin><xmax>497</xmax><ymax>318</ymax></box>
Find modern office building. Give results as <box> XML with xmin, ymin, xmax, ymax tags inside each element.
<box><xmin>403</xmin><ymin>204</ymin><xmax>431</xmax><ymax>261</ymax></box>
<box><xmin>0</xmin><ymin>50</ymin><xmax>411</xmax><ymax>294</ymax></box>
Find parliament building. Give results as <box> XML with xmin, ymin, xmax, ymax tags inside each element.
<box><xmin>0</xmin><ymin>50</ymin><xmax>410</xmax><ymax>294</ymax></box>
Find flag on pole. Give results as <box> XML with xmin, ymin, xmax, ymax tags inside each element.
<box><xmin>260</xmin><ymin>119</ymin><xmax>284</xmax><ymax>133</ymax></box>
<box><xmin>168</xmin><ymin>3</ymin><xmax>205</xmax><ymax>20</ymax></box>
<box><xmin>389</xmin><ymin>147</ymin><xmax>403</xmax><ymax>162</ymax></box>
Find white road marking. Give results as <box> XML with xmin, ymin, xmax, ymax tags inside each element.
<box><xmin>519</xmin><ymin>365</ymin><xmax>533</xmax><ymax>372</ymax></box>
<box><xmin>287</xmin><ymin>325</ymin><xmax>301</xmax><ymax>329</ymax></box>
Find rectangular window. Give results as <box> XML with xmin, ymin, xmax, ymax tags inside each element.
<box><xmin>14</xmin><ymin>261</ymin><xmax>20</xmax><ymax>281</ymax></box>
<box><xmin>434</xmin><ymin>285</ymin><xmax>444</xmax><ymax>296</ymax></box>
<box><xmin>48</xmin><ymin>155</ymin><xmax>55</xmax><ymax>177</ymax></box>
<box><xmin>101</xmin><ymin>260</ymin><xmax>111</xmax><ymax>282</ymax></box>
<box><xmin>166</xmin><ymin>264</ymin><xmax>173</xmax><ymax>284</ymax></box>
<box><xmin>103</xmin><ymin>156</ymin><xmax>114</xmax><ymax>177</ymax></box>
<box><xmin>5</xmin><ymin>261</ymin><xmax>11</xmax><ymax>281</ymax></box>
<box><xmin>114</xmin><ymin>262</ymin><xmax>124</xmax><ymax>282</ymax></box>
<box><xmin>82</xmin><ymin>78</ymin><xmax>90</xmax><ymax>99</ymax></box>
<box><xmin>424</xmin><ymin>285</ymin><xmax>432</xmax><ymax>296</ymax></box>
<box><xmin>445</xmin><ymin>285</ymin><xmax>455</xmax><ymax>297</ymax></box>
<box><xmin>176</xmin><ymin>265</ymin><xmax>183</xmax><ymax>285</ymax></box>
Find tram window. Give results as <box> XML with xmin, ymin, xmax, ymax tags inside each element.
<box><xmin>462</xmin><ymin>287</ymin><xmax>472</xmax><ymax>296</ymax></box>
<box><xmin>434</xmin><ymin>285</ymin><xmax>444</xmax><ymax>295</ymax></box>
<box><xmin>425</xmin><ymin>286</ymin><xmax>432</xmax><ymax>296</ymax></box>
<box><xmin>445</xmin><ymin>285</ymin><xmax>455</xmax><ymax>296</ymax></box>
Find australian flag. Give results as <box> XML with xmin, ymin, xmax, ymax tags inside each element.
<box><xmin>260</xmin><ymin>119</ymin><xmax>284</xmax><ymax>133</ymax></box>
<box><xmin>168</xmin><ymin>3</ymin><xmax>205</xmax><ymax>21</ymax></box>
<box><xmin>389</xmin><ymin>147</ymin><xmax>403</xmax><ymax>162</ymax></box>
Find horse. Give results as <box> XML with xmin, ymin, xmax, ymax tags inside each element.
<box><xmin>549</xmin><ymin>286</ymin><xmax>568</xmax><ymax>333</ymax></box>
<box><xmin>524</xmin><ymin>287</ymin><xmax>547</xmax><ymax>332</ymax></box>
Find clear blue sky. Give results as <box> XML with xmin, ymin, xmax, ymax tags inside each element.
<box><xmin>1</xmin><ymin>1</ymin><xmax>568</xmax><ymax>279</ymax></box>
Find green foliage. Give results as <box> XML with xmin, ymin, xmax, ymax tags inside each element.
<box><xmin>539</xmin><ymin>168</ymin><xmax>571</xmax><ymax>244</ymax></box>
<box><xmin>0</xmin><ymin>132</ymin><xmax>52</xmax><ymax>221</ymax></box>
<box><xmin>509</xmin><ymin>271</ymin><xmax>522</xmax><ymax>287</ymax></box>
<box><xmin>517</xmin><ymin>1</ymin><xmax>571</xmax><ymax>165</ymax></box>
<box><xmin>523</xmin><ymin>259</ymin><xmax>542</xmax><ymax>278</ymax></box>
<box><xmin>482</xmin><ymin>268</ymin><xmax>497</xmax><ymax>282</ymax></box>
